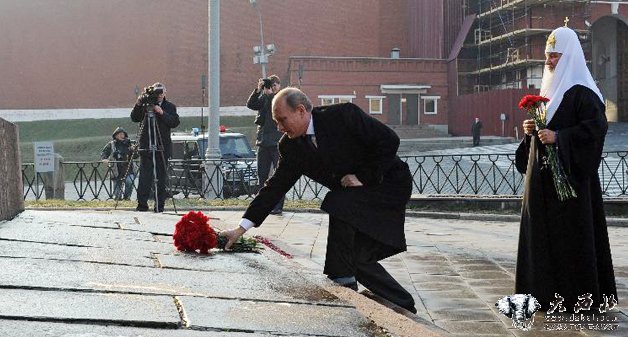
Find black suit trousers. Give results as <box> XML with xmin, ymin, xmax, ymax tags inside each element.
<box><xmin>324</xmin><ymin>216</ymin><xmax>415</xmax><ymax>312</ymax></box>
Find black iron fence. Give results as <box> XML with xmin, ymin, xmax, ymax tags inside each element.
<box><xmin>22</xmin><ymin>151</ymin><xmax>628</xmax><ymax>201</ymax></box>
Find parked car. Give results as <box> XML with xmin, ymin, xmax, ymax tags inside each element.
<box><xmin>170</xmin><ymin>130</ymin><xmax>259</xmax><ymax>198</ymax></box>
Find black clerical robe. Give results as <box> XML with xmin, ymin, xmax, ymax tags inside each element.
<box><xmin>515</xmin><ymin>85</ymin><xmax>617</xmax><ymax>310</ymax></box>
<box><xmin>243</xmin><ymin>103</ymin><xmax>412</xmax><ymax>257</ymax></box>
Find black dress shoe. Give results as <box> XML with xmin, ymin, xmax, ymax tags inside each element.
<box><xmin>343</xmin><ymin>282</ymin><xmax>359</xmax><ymax>291</ymax></box>
<box><xmin>269</xmin><ymin>209</ymin><xmax>283</xmax><ymax>215</ymax></box>
<box><xmin>136</xmin><ymin>204</ymin><xmax>149</xmax><ymax>212</ymax></box>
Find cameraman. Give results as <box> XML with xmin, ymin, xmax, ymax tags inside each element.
<box><xmin>131</xmin><ymin>82</ymin><xmax>180</xmax><ymax>212</ymax></box>
<box><xmin>246</xmin><ymin>74</ymin><xmax>284</xmax><ymax>215</ymax></box>
<box><xmin>100</xmin><ymin>127</ymin><xmax>138</xmax><ymax>200</ymax></box>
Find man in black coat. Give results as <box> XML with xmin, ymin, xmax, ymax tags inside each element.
<box><xmin>471</xmin><ymin>117</ymin><xmax>482</xmax><ymax>146</ymax></box>
<box><xmin>100</xmin><ymin>127</ymin><xmax>138</xmax><ymax>200</ymax></box>
<box><xmin>247</xmin><ymin>74</ymin><xmax>284</xmax><ymax>214</ymax></box>
<box><xmin>221</xmin><ymin>87</ymin><xmax>416</xmax><ymax>314</ymax></box>
<box><xmin>131</xmin><ymin>82</ymin><xmax>180</xmax><ymax>212</ymax></box>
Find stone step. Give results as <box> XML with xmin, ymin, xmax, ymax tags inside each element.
<box><xmin>388</xmin><ymin>125</ymin><xmax>450</xmax><ymax>139</ymax></box>
<box><xmin>398</xmin><ymin>137</ymin><xmax>516</xmax><ymax>153</ymax></box>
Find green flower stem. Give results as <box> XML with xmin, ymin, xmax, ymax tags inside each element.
<box><xmin>528</xmin><ymin>106</ymin><xmax>577</xmax><ymax>202</ymax></box>
<box><xmin>216</xmin><ymin>234</ymin><xmax>261</xmax><ymax>252</ymax></box>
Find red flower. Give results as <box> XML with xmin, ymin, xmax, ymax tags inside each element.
<box><xmin>173</xmin><ymin>211</ymin><xmax>218</xmax><ymax>254</ymax></box>
<box><xmin>518</xmin><ymin>95</ymin><xmax>549</xmax><ymax>110</ymax></box>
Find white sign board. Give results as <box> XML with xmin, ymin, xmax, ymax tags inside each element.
<box><xmin>34</xmin><ymin>142</ymin><xmax>55</xmax><ymax>172</ymax></box>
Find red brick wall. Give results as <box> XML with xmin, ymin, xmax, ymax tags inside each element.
<box><xmin>589</xmin><ymin>2</ymin><xmax>628</xmax><ymax>23</ymax></box>
<box><xmin>449</xmin><ymin>88</ymin><xmax>539</xmax><ymax>137</ymax></box>
<box><xmin>288</xmin><ymin>57</ymin><xmax>448</xmax><ymax>125</ymax></box>
<box><xmin>0</xmin><ymin>0</ymin><xmax>414</xmax><ymax>109</ymax></box>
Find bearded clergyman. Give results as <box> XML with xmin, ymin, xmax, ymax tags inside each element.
<box><xmin>514</xmin><ymin>25</ymin><xmax>617</xmax><ymax>311</ymax></box>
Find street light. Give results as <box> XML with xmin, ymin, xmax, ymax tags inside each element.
<box><xmin>250</xmin><ymin>0</ymin><xmax>275</xmax><ymax>78</ymax></box>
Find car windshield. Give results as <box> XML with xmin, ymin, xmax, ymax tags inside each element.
<box><xmin>218</xmin><ymin>136</ymin><xmax>254</xmax><ymax>159</ymax></box>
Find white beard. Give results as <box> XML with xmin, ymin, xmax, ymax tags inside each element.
<box><xmin>539</xmin><ymin>65</ymin><xmax>554</xmax><ymax>98</ymax></box>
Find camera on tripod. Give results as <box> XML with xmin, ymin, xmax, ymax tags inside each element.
<box><xmin>138</xmin><ymin>84</ymin><xmax>164</xmax><ymax>106</ymax></box>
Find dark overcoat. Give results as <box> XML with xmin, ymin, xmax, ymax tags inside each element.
<box><xmin>515</xmin><ymin>85</ymin><xmax>617</xmax><ymax>310</ymax></box>
<box><xmin>131</xmin><ymin>99</ymin><xmax>180</xmax><ymax>158</ymax></box>
<box><xmin>243</xmin><ymin>103</ymin><xmax>412</xmax><ymax>256</ymax></box>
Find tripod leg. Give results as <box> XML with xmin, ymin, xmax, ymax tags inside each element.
<box><xmin>152</xmin><ymin>115</ymin><xmax>178</xmax><ymax>214</ymax></box>
<box><xmin>147</xmin><ymin>114</ymin><xmax>160</xmax><ymax>212</ymax></box>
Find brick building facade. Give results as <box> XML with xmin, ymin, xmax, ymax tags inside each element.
<box><xmin>0</xmin><ymin>0</ymin><xmax>625</xmax><ymax>137</ymax></box>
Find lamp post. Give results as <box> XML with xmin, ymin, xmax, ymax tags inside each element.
<box><xmin>250</xmin><ymin>0</ymin><xmax>275</xmax><ymax>77</ymax></box>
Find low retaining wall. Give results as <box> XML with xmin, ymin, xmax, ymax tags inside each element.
<box><xmin>409</xmin><ymin>195</ymin><xmax>628</xmax><ymax>225</ymax></box>
<box><xmin>0</xmin><ymin>118</ymin><xmax>24</xmax><ymax>220</ymax></box>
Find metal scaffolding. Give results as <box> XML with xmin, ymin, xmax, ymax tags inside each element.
<box><xmin>458</xmin><ymin>0</ymin><xmax>590</xmax><ymax>94</ymax></box>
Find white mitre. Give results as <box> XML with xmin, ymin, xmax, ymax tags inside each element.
<box><xmin>540</xmin><ymin>26</ymin><xmax>604</xmax><ymax>123</ymax></box>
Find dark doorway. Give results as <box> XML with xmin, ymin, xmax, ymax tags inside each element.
<box><xmin>592</xmin><ymin>16</ymin><xmax>628</xmax><ymax>122</ymax></box>
<box><xmin>387</xmin><ymin>94</ymin><xmax>401</xmax><ymax>125</ymax></box>
<box><xmin>406</xmin><ymin>94</ymin><xmax>419</xmax><ymax>125</ymax></box>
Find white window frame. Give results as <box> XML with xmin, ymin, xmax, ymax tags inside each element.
<box><xmin>422</xmin><ymin>96</ymin><xmax>440</xmax><ymax>115</ymax></box>
<box><xmin>365</xmin><ymin>95</ymin><xmax>385</xmax><ymax>114</ymax></box>
<box><xmin>318</xmin><ymin>95</ymin><xmax>356</xmax><ymax>106</ymax></box>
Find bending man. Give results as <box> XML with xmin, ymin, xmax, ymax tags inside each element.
<box><xmin>221</xmin><ymin>87</ymin><xmax>416</xmax><ymax>314</ymax></box>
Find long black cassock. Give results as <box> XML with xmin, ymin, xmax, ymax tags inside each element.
<box><xmin>515</xmin><ymin>84</ymin><xmax>617</xmax><ymax>310</ymax></box>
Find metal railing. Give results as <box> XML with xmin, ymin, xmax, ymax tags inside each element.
<box><xmin>22</xmin><ymin>151</ymin><xmax>628</xmax><ymax>201</ymax></box>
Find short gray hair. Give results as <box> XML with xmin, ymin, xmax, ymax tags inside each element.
<box><xmin>274</xmin><ymin>87</ymin><xmax>312</xmax><ymax>112</ymax></box>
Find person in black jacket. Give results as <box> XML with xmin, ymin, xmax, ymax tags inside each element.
<box><xmin>221</xmin><ymin>87</ymin><xmax>416</xmax><ymax>314</ymax></box>
<box><xmin>100</xmin><ymin>127</ymin><xmax>138</xmax><ymax>200</ymax></box>
<box><xmin>471</xmin><ymin>117</ymin><xmax>482</xmax><ymax>146</ymax></box>
<box><xmin>130</xmin><ymin>82</ymin><xmax>180</xmax><ymax>212</ymax></box>
<box><xmin>246</xmin><ymin>74</ymin><xmax>284</xmax><ymax>214</ymax></box>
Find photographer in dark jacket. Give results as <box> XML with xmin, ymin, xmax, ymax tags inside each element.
<box><xmin>100</xmin><ymin>127</ymin><xmax>138</xmax><ymax>200</ymax></box>
<box><xmin>130</xmin><ymin>82</ymin><xmax>180</xmax><ymax>212</ymax></box>
<box><xmin>247</xmin><ymin>74</ymin><xmax>284</xmax><ymax>214</ymax></box>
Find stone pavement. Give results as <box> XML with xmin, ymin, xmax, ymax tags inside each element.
<box><xmin>1</xmin><ymin>209</ymin><xmax>626</xmax><ymax>336</ymax></box>
<box><xmin>0</xmin><ymin>210</ymin><xmax>431</xmax><ymax>337</ymax></box>
<box><xmin>217</xmin><ymin>210</ymin><xmax>628</xmax><ymax>337</ymax></box>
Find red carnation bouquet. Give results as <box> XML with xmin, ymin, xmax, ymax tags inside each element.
<box><xmin>518</xmin><ymin>95</ymin><xmax>576</xmax><ymax>201</ymax></box>
<box><xmin>173</xmin><ymin>211</ymin><xmax>259</xmax><ymax>253</ymax></box>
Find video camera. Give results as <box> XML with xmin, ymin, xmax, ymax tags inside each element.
<box><xmin>261</xmin><ymin>78</ymin><xmax>273</xmax><ymax>90</ymax></box>
<box><xmin>137</xmin><ymin>84</ymin><xmax>164</xmax><ymax>106</ymax></box>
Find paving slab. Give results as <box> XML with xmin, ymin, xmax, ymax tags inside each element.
<box><xmin>0</xmin><ymin>217</ymin><xmax>170</xmax><ymax>253</ymax></box>
<box><xmin>0</xmin><ymin>256</ymin><xmax>342</xmax><ymax>305</ymax></box>
<box><xmin>181</xmin><ymin>296</ymin><xmax>374</xmax><ymax>337</ymax></box>
<box><xmin>0</xmin><ymin>239</ymin><xmax>154</xmax><ymax>267</ymax></box>
<box><xmin>0</xmin><ymin>319</ymin><xmax>296</xmax><ymax>337</ymax></box>
<box><xmin>0</xmin><ymin>288</ymin><xmax>179</xmax><ymax>328</ymax></box>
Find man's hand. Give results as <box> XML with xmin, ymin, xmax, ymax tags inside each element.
<box><xmin>219</xmin><ymin>226</ymin><xmax>247</xmax><ymax>250</ymax></box>
<box><xmin>257</xmin><ymin>78</ymin><xmax>265</xmax><ymax>91</ymax></box>
<box><xmin>153</xmin><ymin>105</ymin><xmax>164</xmax><ymax>115</ymax></box>
<box><xmin>341</xmin><ymin>174</ymin><xmax>363</xmax><ymax>188</ymax></box>
<box><xmin>522</xmin><ymin>119</ymin><xmax>535</xmax><ymax>135</ymax></box>
<box><xmin>538</xmin><ymin>129</ymin><xmax>556</xmax><ymax>144</ymax></box>
<box><xmin>102</xmin><ymin>159</ymin><xmax>110</xmax><ymax>165</ymax></box>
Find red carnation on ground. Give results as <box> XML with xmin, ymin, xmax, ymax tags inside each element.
<box><xmin>173</xmin><ymin>211</ymin><xmax>218</xmax><ymax>254</ymax></box>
